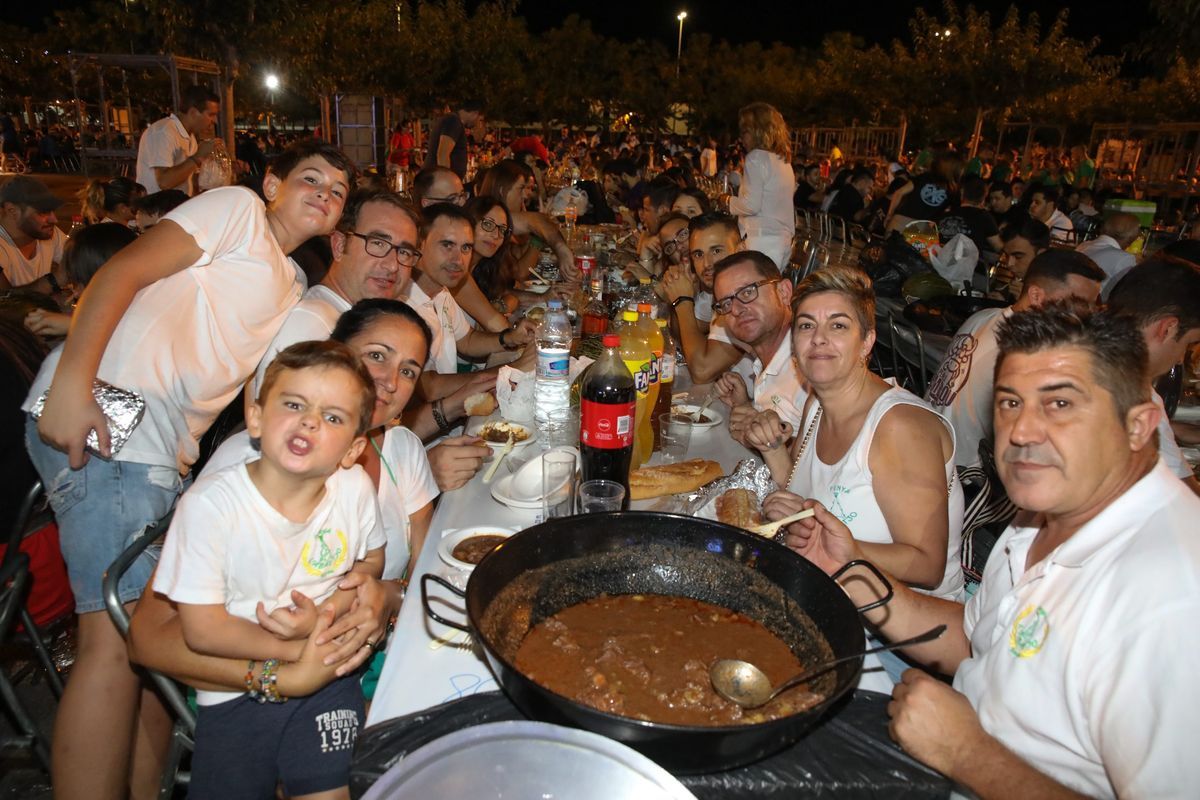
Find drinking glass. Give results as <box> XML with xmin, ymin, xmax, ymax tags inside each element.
<box><xmin>541</xmin><ymin>449</ymin><xmax>578</xmax><ymax>519</ymax></box>
<box><xmin>659</xmin><ymin>412</ymin><xmax>693</xmax><ymax>464</ymax></box>
<box><xmin>577</xmin><ymin>479</ymin><xmax>625</xmax><ymax>513</ymax></box>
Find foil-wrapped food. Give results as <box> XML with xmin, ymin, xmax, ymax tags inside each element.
<box><xmin>681</xmin><ymin>458</ymin><xmax>786</xmax><ymax>541</ymax></box>
<box><xmin>30</xmin><ymin>380</ymin><xmax>145</xmax><ymax>455</ymax></box>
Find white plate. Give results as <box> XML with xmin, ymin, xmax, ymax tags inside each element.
<box><xmin>438</xmin><ymin>526</ymin><xmax>518</xmax><ymax>571</ymax></box>
<box><xmin>672</xmin><ymin>404</ymin><xmax>723</xmax><ymax>429</ymax></box>
<box><xmin>468</xmin><ymin>420</ymin><xmax>537</xmax><ymax>450</ymax></box>
<box><xmin>522</xmin><ymin>280</ymin><xmax>551</xmax><ymax>294</ymax></box>
<box><xmin>490</xmin><ymin>473</ymin><xmax>545</xmax><ymax>509</ymax></box>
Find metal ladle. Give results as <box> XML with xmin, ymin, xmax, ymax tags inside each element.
<box><xmin>710</xmin><ymin>624</ymin><xmax>948</xmax><ymax>709</ymax></box>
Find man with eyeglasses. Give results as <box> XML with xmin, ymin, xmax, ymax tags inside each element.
<box><xmin>411</xmin><ymin>166</ymin><xmax>468</xmax><ymax>208</ymax></box>
<box><xmin>636</xmin><ymin>212</ymin><xmax>689</xmax><ymax>280</ymax></box>
<box><xmin>249</xmin><ymin>188</ymin><xmax>422</xmax><ymax>400</ymax></box>
<box><xmin>403</xmin><ymin>204</ymin><xmax>536</xmax><ymax>425</ymax></box>
<box><xmin>660</xmin><ymin>212</ymin><xmax>747</xmax><ymax>378</ymax></box>
<box><xmin>709</xmin><ymin>251</ymin><xmax>806</xmax><ymax>441</ymax></box>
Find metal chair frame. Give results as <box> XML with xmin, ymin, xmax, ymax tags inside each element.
<box><xmin>887</xmin><ymin>313</ymin><xmax>933</xmax><ymax>396</ymax></box>
<box><xmin>102</xmin><ymin>509</ymin><xmax>194</xmax><ymax>800</ymax></box>
<box><xmin>0</xmin><ymin>552</ymin><xmax>52</xmax><ymax>770</ymax></box>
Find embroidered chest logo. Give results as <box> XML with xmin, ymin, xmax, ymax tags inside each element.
<box><xmin>301</xmin><ymin>528</ymin><xmax>348</xmax><ymax>577</ymax></box>
<box><xmin>1009</xmin><ymin>605</ymin><xmax>1050</xmax><ymax>658</ymax></box>
<box><xmin>828</xmin><ymin>485</ymin><xmax>857</xmax><ymax>524</ymax></box>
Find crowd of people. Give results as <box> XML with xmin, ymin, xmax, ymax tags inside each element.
<box><xmin>1</xmin><ymin>87</ymin><xmax>1199</xmax><ymax>800</ymax></box>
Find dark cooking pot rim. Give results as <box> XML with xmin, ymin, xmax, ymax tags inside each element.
<box><xmin>422</xmin><ymin>513</ymin><xmax>894</xmax><ymax>734</ymax></box>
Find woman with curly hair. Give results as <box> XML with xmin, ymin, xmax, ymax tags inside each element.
<box><xmin>728</xmin><ymin>102</ymin><xmax>796</xmax><ymax>271</ymax></box>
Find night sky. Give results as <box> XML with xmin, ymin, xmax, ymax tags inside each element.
<box><xmin>4</xmin><ymin>0</ymin><xmax>1147</xmax><ymax>55</ymax></box>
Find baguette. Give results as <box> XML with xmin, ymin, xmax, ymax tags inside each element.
<box><xmin>464</xmin><ymin>392</ymin><xmax>497</xmax><ymax>417</ymax></box>
<box><xmin>629</xmin><ymin>459</ymin><xmax>723</xmax><ymax>500</ymax></box>
<box><xmin>716</xmin><ymin>488</ymin><xmax>763</xmax><ymax>529</ymax></box>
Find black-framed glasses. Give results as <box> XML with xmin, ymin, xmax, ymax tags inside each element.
<box><xmin>478</xmin><ymin>217</ymin><xmax>511</xmax><ymax>238</ymax></box>
<box><xmin>425</xmin><ymin>192</ymin><xmax>468</xmax><ymax>206</ymax></box>
<box><xmin>713</xmin><ymin>278</ymin><xmax>781</xmax><ymax>315</ymax></box>
<box><xmin>349</xmin><ymin>232</ymin><xmax>422</xmax><ymax>266</ymax></box>
<box><xmin>662</xmin><ymin>227</ymin><xmax>690</xmax><ymax>256</ymax></box>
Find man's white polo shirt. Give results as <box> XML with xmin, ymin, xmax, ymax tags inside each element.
<box><xmin>748</xmin><ymin>333</ymin><xmax>806</xmax><ymax>430</ymax></box>
<box><xmin>954</xmin><ymin>461</ymin><xmax>1200</xmax><ymax>797</ymax></box>
<box><xmin>403</xmin><ymin>280</ymin><xmax>470</xmax><ymax>375</ymax></box>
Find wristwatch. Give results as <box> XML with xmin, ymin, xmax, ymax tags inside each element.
<box><xmin>671</xmin><ymin>295</ymin><xmax>695</xmax><ymax>309</ymax></box>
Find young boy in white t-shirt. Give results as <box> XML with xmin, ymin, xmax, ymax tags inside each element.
<box><xmin>154</xmin><ymin>340</ymin><xmax>385</xmax><ymax>799</ymax></box>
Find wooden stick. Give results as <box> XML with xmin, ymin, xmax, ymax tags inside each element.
<box><xmin>747</xmin><ymin>508</ymin><xmax>815</xmax><ymax>537</ymax></box>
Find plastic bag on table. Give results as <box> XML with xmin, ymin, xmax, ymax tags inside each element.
<box><xmin>858</xmin><ymin>231</ymin><xmax>931</xmax><ymax>298</ymax></box>
<box><xmin>350</xmin><ymin>691</ymin><xmax>952</xmax><ymax>799</ymax></box>
<box><xmin>928</xmin><ymin>233</ymin><xmax>978</xmax><ymax>291</ymax></box>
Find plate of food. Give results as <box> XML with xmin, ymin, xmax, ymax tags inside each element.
<box><xmin>522</xmin><ymin>279</ymin><xmax>552</xmax><ymax>294</ymax></box>
<box><xmin>671</xmin><ymin>404</ymin><xmax>723</xmax><ymax>429</ymax></box>
<box><xmin>438</xmin><ymin>526</ymin><xmax>519</xmax><ymax>571</ymax></box>
<box><xmin>470</xmin><ymin>419</ymin><xmax>537</xmax><ymax>450</ymax></box>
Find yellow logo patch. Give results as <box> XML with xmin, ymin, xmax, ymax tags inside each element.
<box><xmin>1009</xmin><ymin>605</ymin><xmax>1050</xmax><ymax>659</ymax></box>
<box><xmin>301</xmin><ymin>528</ymin><xmax>348</xmax><ymax>577</ymax></box>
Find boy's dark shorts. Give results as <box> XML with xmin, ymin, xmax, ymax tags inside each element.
<box><xmin>189</xmin><ymin>674</ymin><xmax>363</xmax><ymax>799</ymax></box>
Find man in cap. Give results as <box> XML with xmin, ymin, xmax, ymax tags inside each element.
<box><xmin>0</xmin><ymin>175</ymin><xmax>68</xmax><ymax>294</ymax></box>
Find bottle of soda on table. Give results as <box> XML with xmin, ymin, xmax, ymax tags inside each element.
<box><xmin>580</xmin><ymin>333</ymin><xmax>636</xmax><ymax>507</ymax></box>
<box><xmin>636</xmin><ymin>303</ymin><xmax>663</xmax><ymax>463</ymax></box>
<box><xmin>617</xmin><ymin>309</ymin><xmax>653</xmax><ymax>470</ymax></box>
<box><xmin>651</xmin><ymin>318</ymin><xmax>676</xmax><ymax>450</ymax></box>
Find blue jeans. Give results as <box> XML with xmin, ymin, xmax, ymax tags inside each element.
<box><xmin>25</xmin><ymin>416</ymin><xmax>184</xmax><ymax>614</ymax></box>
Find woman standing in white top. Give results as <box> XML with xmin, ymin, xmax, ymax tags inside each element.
<box><xmin>746</xmin><ymin>267</ymin><xmax>964</xmax><ymax>601</ymax></box>
<box><xmin>727</xmin><ymin>102</ymin><xmax>796</xmax><ymax>271</ymax></box>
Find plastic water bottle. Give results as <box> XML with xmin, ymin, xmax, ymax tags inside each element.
<box><xmin>534</xmin><ymin>299</ymin><xmax>573</xmax><ymax>446</ymax></box>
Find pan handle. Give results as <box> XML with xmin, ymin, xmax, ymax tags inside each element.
<box><xmin>830</xmin><ymin>559</ymin><xmax>894</xmax><ymax>614</ymax></box>
<box><xmin>421</xmin><ymin>573</ymin><xmax>471</xmax><ymax>633</ymax></box>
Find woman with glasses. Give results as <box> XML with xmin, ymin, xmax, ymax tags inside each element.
<box><xmin>478</xmin><ymin>159</ymin><xmax>579</xmax><ymax>284</ymax></box>
<box><xmin>465</xmin><ymin>196</ymin><xmax>518</xmax><ymax>315</ymax></box>
<box><xmin>728</xmin><ymin>102</ymin><xmax>796</xmax><ymax>271</ymax></box>
<box><xmin>671</xmin><ymin>187</ymin><xmax>710</xmax><ymax>219</ymax></box>
<box><xmin>747</xmin><ymin>267</ymin><xmax>965</xmax><ymax>608</ymax></box>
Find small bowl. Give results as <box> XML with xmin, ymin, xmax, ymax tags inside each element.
<box><xmin>672</xmin><ymin>404</ymin><xmax>723</xmax><ymax>429</ymax></box>
<box><xmin>438</xmin><ymin>526</ymin><xmax>519</xmax><ymax>571</ymax></box>
<box><xmin>470</xmin><ymin>420</ymin><xmax>537</xmax><ymax>450</ymax></box>
<box><xmin>510</xmin><ymin>447</ymin><xmax>578</xmax><ymax>502</ymax></box>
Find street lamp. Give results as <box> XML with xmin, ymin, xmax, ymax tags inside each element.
<box><xmin>264</xmin><ymin>73</ymin><xmax>280</xmax><ymax>134</ymax></box>
<box><xmin>676</xmin><ymin>11</ymin><xmax>687</xmax><ymax>78</ymax></box>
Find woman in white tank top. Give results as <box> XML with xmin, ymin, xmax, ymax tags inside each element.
<box><xmin>746</xmin><ymin>267</ymin><xmax>964</xmax><ymax>601</ymax></box>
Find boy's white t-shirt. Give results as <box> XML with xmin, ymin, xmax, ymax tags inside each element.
<box><xmin>23</xmin><ymin>187</ymin><xmax>306</xmax><ymax>473</ymax></box>
<box><xmin>154</xmin><ymin>462</ymin><xmax>385</xmax><ymax>705</ymax></box>
<box><xmin>203</xmin><ymin>426</ymin><xmax>440</xmax><ymax>581</ymax></box>
<box><xmin>0</xmin><ymin>224</ymin><xmax>67</xmax><ymax>287</ymax></box>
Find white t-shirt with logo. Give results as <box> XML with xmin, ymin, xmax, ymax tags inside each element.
<box><xmin>202</xmin><ymin>426</ymin><xmax>439</xmax><ymax>582</ymax></box>
<box><xmin>403</xmin><ymin>280</ymin><xmax>471</xmax><ymax>374</ymax></box>
<box><xmin>136</xmin><ymin>114</ymin><xmax>198</xmax><ymax>195</ymax></box>
<box><xmin>251</xmin><ymin>284</ymin><xmax>351</xmax><ymax>400</ymax></box>
<box><xmin>0</xmin><ymin>224</ymin><xmax>66</xmax><ymax>287</ymax></box>
<box><xmin>956</xmin><ymin>462</ymin><xmax>1200</xmax><ymax>797</ymax></box>
<box><xmin>926</xmin><ymin>307</ymin><xmax>1009</xmax><ymax>468</ymax></box>
<box><xmin>24</xmin><ymin>186</ymin><xmax>306</xmax><ymax>472</ymax></box>
<box><xmin>154</xmin><ymin>461</ymin><xmax>385</xmax><ymax>705</ymax></box>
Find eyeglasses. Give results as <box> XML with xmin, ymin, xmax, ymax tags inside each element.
<box><xmin>662</xmin><ymin>227</ymin><xmax>690</xmax><ymax>256</ymax></box>
<box><xmin>425</xmin><ymin>192</ymin><xmax>468</xmax><ymax>206</ymax></box>
<box><xmin>478</xmin><ymin>217</ymin><xmax>511</xmax><ymax>238</ymax></box>
<box><xmin>349</xmin><ymin>232</ymin><xmax>422</xmax><ymax>266</ymax></box>
<box><xmin>713</xmin><ymin>278</ymin><xmax>781</xmax><ymax>315</ymax></box>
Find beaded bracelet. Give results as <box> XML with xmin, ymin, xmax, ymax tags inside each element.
<box><xmin>244</xmin><ymin>660</ymin><xmax>257</xmax><ymax>696</ymax></box>
<box><xmin>258</xmin><ymin>658</ymin><xmax>286</xmax><ymax>704</ymax></box>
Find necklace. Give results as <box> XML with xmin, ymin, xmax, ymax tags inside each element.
<box><xmin>785</xmin><ymin>404</ymin><xmax>822</xmax><ymax>489</ymax></box>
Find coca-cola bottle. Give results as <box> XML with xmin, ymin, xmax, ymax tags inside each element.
<box><xmin>579</xmin><ymin>333</ymin><xmax>636</xmax><ymax>507</ymax></box>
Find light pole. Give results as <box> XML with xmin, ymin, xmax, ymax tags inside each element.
<box><xmin>264</xmin><ymin>73</ymin><xmax>280</xmax><ymax>134</ymax></box>
<box><xmin>676</xmin><ymin>11</ymin><xmax>687</xmax><ymax>78</ymax></box>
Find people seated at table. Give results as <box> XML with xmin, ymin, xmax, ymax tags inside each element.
<box><xmin>752</xmin><ymin>266</ymin><xmax>965</xmax><ymax>602</ymax></box>
<box><xmin>708</xmin><ymin>251</ymin><xmax>807</xmax><ymax>435</ymax></box>
<box><xmin>25</xmin><ymin>138</ymin><xmax>356</xmax><ymax>800</ymax></box>
<box><xmin>938</xmin><ymin>176</ymin><xmax>1002</xmax><ymax>255</ymax></box>
<box><xmin>130</xmin><ymin>299</ymin><xmax>443</xmax><ymax>717</ymax></box>
<box><xmin>776</xmin><ymin>304</ymin><xmax>1200</xmax><ymax>798</ymax></box>
<box><xmin>466</xmin><ymin>195</ymin><xmax>519</xmax><ymax>315</ymax></box>
<box><xmin>1026</xmin><ymin>185</ymin><xmax>1074</xmax><ymax>243</ymax></box>
<box><xmin>827</xmin><ymin>167</ymin><xmax>873</xmax><ymax>225</ymax></box>
<box><xmin>78</xmin><ymin>176</ymin><xmax>145</xmax><ymax>227</ymax></box>
<box><xmin>659</xmin><ymin>211</ymin><xmax>745</xmax><ymax>373</ymax></box>
<box><xmin>636</xmin><ymin>211</ymin><xmax>690</xmax><ymax>282</ymax></box>
<box><xmin>24</xmin><ymin>222</ymin><xmax>139</xmax><ymax>340</ymax></box>
<box><xmin>671</xmin><ymin>187</ymin><xmax>710</xmax><ymax>218</ymax></box>
<box><xmin>1107</xmin><ymin>256</ymin><xmax>1200</xmax><ymax>496</ymax></box>
<box><xmin>132</xmin><ymin>188</ymin><xmax>189</xmax><ymax>232</ymax></box>
<box><xmin>411</xmin><ymin>166</ymin><xmax>467</xmax><ymax>208</ymax></box>
<box><xmin>0</xmin><ymin>175</ymin><xmax>69</xmax><ymax>294</ymax></box>
<box><xmin>793</xmin><ymin>163</ymin><xmax>824</xmax><ymax>211</ymax></box>
<box><xmin>477</xmin><ymin>159</ymin><xmax>578</xmax><ymax>282</ymax></box>
<box><xmin>927</xmin><ymin>250</ymin><xmax>1105</xmax><ymax>469</ymax></box>
<box><xmin>985</xmin><ymin>181</ymin><xmax>1024</xmax><ymax>233</ymax></box>
<box><xmin>886</xmin><ymin>151</ymin><xmax>961</xmax><ymax>233</ymax></box>
<box><xmin>728</xmin><ymin>102</ymin><xmax>796</xmax><ymax>271</ymax></box>
<box><xmin>993</xmin><ymin>217</ymin><xmax>1050</xmax><ymax>299</ymax></box>
<box><xmin>1076</xmin><ymin>211</ymin><xmax>1139</xmax><ymax>298</ymax></box>
<box><xmin>1068</xmin><ymin>187</ymin><xmax>1101</xmax><ymax>231</ymax></box>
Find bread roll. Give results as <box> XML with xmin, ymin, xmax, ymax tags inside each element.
<box><xmin>464</xmin><ymin>392</ymin><xmax>497</xmax><ymax>417</ymax></box>
<box><xmin>629</xmin><ymin>459</ymin><xmax>723</xmax><ymax>500</ymax></box>
<box><xmin>716</xmin><ymin>488</ymin><xmax>762</xmax><ymax>529</ymax></box>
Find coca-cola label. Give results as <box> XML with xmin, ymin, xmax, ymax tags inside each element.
<box><xmin>581</xmin><ymin>398</ymin><xmax>634</xmax><ymax>449</ymax></box>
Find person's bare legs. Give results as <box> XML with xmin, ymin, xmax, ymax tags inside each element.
<box><xmin>129</xmin><ymin>681</ymin><xmax>173</xmax><ymax>800</ymax></box>
<box><xmin>51</xmin><ymin>609</ymin><xmax>142</xmax><ymax>800</ymax></box>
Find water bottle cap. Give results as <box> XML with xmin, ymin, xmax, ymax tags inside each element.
<box><xmin>637</xmin><ymin>303</ymin><xmax>652</xmax><ymax>313</ymax></box>
<box><xmin>547</xmin><ymin>299</ymin><xmax>563</xmax><ymax>309</ymax></box>
<box><xmin>638</xmin><ymin>276</ymin><xmax>651</xmax><ymax>285</ymax></box>
<box><xmin>622</xmin><ymin>310</ymin><xmax>638</xmax><ymax>322</ymax></box>
<box><xmin>602</xmin><ymin>334</ymin><xmax>620</xmax><ymax>347</ymax></box>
